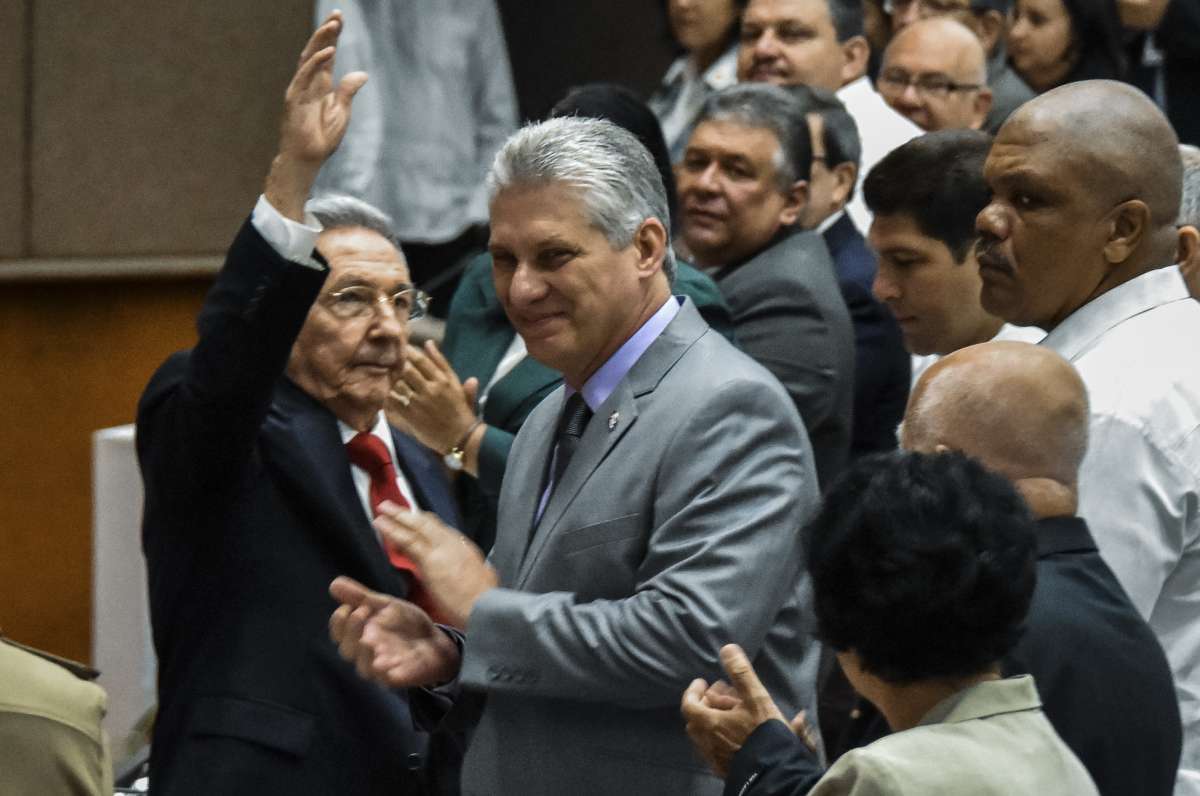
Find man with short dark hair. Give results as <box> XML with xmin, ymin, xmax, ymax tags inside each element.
<box><xmin>789</xmin><ymin>86</ymin><xmax>910</xmax><ymax>457</ymax></box>
<box><xmin>137</xmin><ymin>15</ymin><xmax>461</xmax><ymax>794</ymax></box>
<box><xmin>886</xmin><ymin>0</ymin><xmax>1034</xmax><ymax>131</ymax></box>
<box><xmin>864</xmin><ymin>130</ymin><xmax>1041</xmax><ymax>383</ymax></box>
<box><xmin>738</xmin><ymin>0</ymin><xmax>921</xmax><ymax>230</ymax></box>
<box><xmin>678</xmin><ymin>83</ymin><xmax>855</xmax><ymax>485</ymax></box>
<box><xmin>878</xmin><ymin>17</ymin><xmax>993</xmax><ymax>131</ymax></box>
<box><xmin>976</xmin><ymin>80</ymin><xmax>1200</xmax><ymax>791</ymax></box>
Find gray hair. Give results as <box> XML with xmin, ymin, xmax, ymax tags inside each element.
<box><xmin>487</xmin><ymin>117</ymin><xmax>676</xmax><ymax>282</ymax></box>
<box><xmin>697</xmin><ymin>83</ymin><xmax>813</xmax><ymax>187</ymax></box>
<box><xmin>306</xmin><ymin>194</ymin><xmax>404</xmax><ymax>252</ymax></box>
<box><xmin>1179</xmin><ymin>144</ymin><xmax>1200</xmax><ymax>229</ymax></box>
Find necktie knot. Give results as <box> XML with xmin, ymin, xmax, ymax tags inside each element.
<box><xmin>346</xmin><ymin>432</ymin><xmax>393</xmax><ymax>478</ymax></box>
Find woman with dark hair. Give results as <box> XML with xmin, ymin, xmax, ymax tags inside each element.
<box><xmin>683</xmin><ymin>451</ymin><xmax>1100</xmax><ymax>795</ymax></box>
<box><xmin>1007</xmin><ymin>0</ymin><xmax>1126</xmax><ymax>91</ymax></box>
<box><xmin>650</xmin><ymin>0</ymin><xmax>746</xmax><ymax>160</ymax></box>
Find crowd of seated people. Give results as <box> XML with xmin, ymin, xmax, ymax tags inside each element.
<box><xmin>26</xmin><ymin>3</ymin><xmax>1198</xmax><ymax>794</ymax></box>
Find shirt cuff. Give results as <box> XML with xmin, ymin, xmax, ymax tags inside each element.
<box><xmin>251</xmin><ymin>194</ymin><xmax>324</xmax><ymax>269</ymax></box>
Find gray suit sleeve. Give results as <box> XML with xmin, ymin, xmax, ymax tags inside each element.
<box><xmin>459</xmin><ymin>377</ymin><xmax>817</xmax><ymax>707</ymax></box>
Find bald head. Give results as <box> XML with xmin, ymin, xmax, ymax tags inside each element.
<box><xmin>1005</xmin><ymin>81</ymin><xmax>1182</xmax><ymax>228</ymax></box>
<box><xmin>879</xmin><ymin>18</ymin><xmax>991</xmax><ymax>131</ymax></box>
<box><xmin>902</xmin><ymin>342</ymin><xmax>1089</xmax><ymax>510</ymax></box>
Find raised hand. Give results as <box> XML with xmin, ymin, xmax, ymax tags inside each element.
<box><xmin>373</xmin><ymin>502</ymin><xmax>498</xmax><ymax>628</ymax></box>
<box><xmin>680</xmin><ymin>644</ymin><xmax>788</xmax><ymax>779</ymax></box>
<box><xmin>265</xmin><ymin>10</ymin><xmax>368</xmax><ymax>220</ymax></box>
<box><xmin>328</xmin><ymin>576</ymin><xmax>462</xmax><ymax>688</ymax></box>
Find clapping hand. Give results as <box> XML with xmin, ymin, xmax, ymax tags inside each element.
<box><xmin>328</xmin><ymin>576</ymin><xmax>462</xmax><ymax>688</ymax></box>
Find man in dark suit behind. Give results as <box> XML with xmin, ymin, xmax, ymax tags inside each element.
<box><xmin>790</xmin><ymin>88</ymin><xmax>910</xmax><ymax>458</ymax></box>
<box><xmin>137</xmin><ymin>14</ymin><xmax>458</xmax><ymax>794</ymax></box>
<box><xmin>677</xmin><ymin>83</ymin><xmax>855</xmax><ymax>487</ymax></box>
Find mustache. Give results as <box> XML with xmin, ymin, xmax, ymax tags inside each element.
<box><xmin>974</xmin><ymin>236</ymin><xmax>1012</xmax><ymax>272</ymax></box>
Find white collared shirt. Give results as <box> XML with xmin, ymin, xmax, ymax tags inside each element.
<box><xmin>835</xmin><ymin>76</ymin><xmax>923</xmax><ymax>233</ymax></box>
<box><xmin>1040</xmin><ymin>265</ymin><xmax>1200</xmax><ymax>792</ymax></box>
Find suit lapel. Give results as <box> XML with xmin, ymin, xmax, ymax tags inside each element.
<box><xmin>262</xmin><ymin>380</ymin><xmax>398</xmax><ymax>589</ymax></box>
<box><xmin>510</xmin><ymin>301</ymin><xmax>711</xmax><ymax>587</ymax></box>
<box><xmin>489</xmin><ymin>387</ymin><xmax>559</xmax><ymax>582</ymax></box>
<box><xmin>515</xmin><ymin>383</ymin><xmax>640</xmax><ymax>587</ymax></box>
<box><xmin>391</xmin><ymin>431</ymin><xmax>461</xmax><ymax>527</ymax></box>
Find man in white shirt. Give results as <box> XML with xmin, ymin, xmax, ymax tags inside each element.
<box><xmin>976</xmin><ymin>79</ymin><xmax>1200</xmax><ymax>795</ymax></box>
<box><xmin>864</xmin><ymin>129</ymin><xmax>1041</xmax><ymax>386</ymax></box>
<box><xmin>736</xmin><ymin>0</ymin><xmax>921</xmax><ymax>230</ymax></box>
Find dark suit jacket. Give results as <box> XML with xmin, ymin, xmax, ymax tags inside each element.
<box><xmin>137</xmin><ymin>219</ymin><xmax>460</xmax><ymax>795</ymax></box>
<box><xmin>713</xmin><ymin>227</ymin><xmax>855</xmax><ymax>487</ymax></box>
<box><xmin>441</xmin><ymin>253</ymin><xmax>736</xmax><ymax>551</ymax></box>
<box><xmin>1005</xmin><ymin>516</ymin><xmax>1181</xmax><ymax>796</ymax></box>
<box><xmin>821</xmin><ymin>214</ymin><xmax>909</xmax><ymax>458</ymax></box>
<box><xmin>833</xmin><ymin>516</ymin><xmax>1181</xmax><ymax>796</ymax></box>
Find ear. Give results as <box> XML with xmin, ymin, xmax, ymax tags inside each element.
<box><xmin>1178</xmin><ymin>225</ymin><xmax>1200</xmax><ymax>299</ymax></box>
<box><xmin>972</xmin><ymin>87</ymin><xmax>994</xmax><ymax>131</ymax></box>
<box><xmin>831</xmin><ymin>162</ymin><xmax>858</xmax><ymax>209</ymax></box>
<box><xmin>632</xmin><ymin>216</ymin><xmax>670</xmax><ymax>279</ymax></box>
<box><xmin>779</xmin><ymin>180</ymin><xmax>810</xmax><ymax>227</ymax></box>
<box><xmin>839</xmin><ymin>35</ymin><xmax>871</xmax><ymax>84</ymax></box>
<box><xmin>1102</xmin><ymin>200</ymin><xmax>1150</xmax><ymax>265</ymax></box>
<box><xmin>974</xmin><ymin>9</ymin><xmax>1005</xmax><ymax>54</ymax></box>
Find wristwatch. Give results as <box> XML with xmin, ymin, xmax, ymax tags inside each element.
<box><xmin>444</xmin><ymin>419</ymin><xmax>484</xmax><ymax>471</ymax></box>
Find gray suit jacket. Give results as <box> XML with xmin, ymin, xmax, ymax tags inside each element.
<box><xmin>714</xmin><ymin>228</ymin><xmax>855</xmax><ymax>488</ymax></box>
<box><xmin>456</xmin><ymin>299</ymin><xmax>823</xmax><ymax>795</ymax></box>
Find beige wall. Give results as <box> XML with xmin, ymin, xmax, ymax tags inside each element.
<box><xmin>0</xmin><ymin>0</ymin><xmax>311</xmax><ymax>662</ymax></box>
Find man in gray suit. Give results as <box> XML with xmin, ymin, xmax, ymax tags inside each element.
<box><xmin>677</xmin><ymin>83</ymin><xmax>855</xmax><ymax>487</ymax></box>
<box><xmin>329</xmin><ymin>117</ymin><xmax>823</xmax><ymax>795</ymax></box>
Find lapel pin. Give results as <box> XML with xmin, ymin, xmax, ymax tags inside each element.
<box><xmin>608</xmin><ymin>411</ymin><xmax>620</xmax><ymax>431</ymax></box>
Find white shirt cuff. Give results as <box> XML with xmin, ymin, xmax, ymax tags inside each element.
<box><xmin>251</xmin><ymin>194</ymin><xmax>324</xmax><ymax>270</ymax></box>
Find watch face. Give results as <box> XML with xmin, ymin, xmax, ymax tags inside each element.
<box><xmin>443</xmin><ymin>451</ymin><xmax>465</xmax><ymax>471</ymax></box>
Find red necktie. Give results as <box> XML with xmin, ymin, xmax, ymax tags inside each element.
<box><xmin>345</xmin><ymin>432</ymin><xmax>440</xmax><ymax>619</ymax></box>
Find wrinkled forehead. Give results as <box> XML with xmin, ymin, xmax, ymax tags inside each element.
<box><xmin>744</xmin><ymin>0</ymin><xmax>831</xmax><ymax>28</ymax></box>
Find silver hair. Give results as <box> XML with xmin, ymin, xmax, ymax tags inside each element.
<box><xmin>487</xmin><ymin>117</ymin><xmax>676</xmax><ymax>283</ymax></box>
<box><xmin>697</xmin><ymin>83</ymin><xmax>810</xmax><ymax>190</ymax></box>
<box><xmin>1179</xmin><ymin>144</ymin><xmax>1200</xmax><ymax>229</ymax></box>
<box><xmin>306</xmin><ymin>194</ymin><xmax>404</xmax><ymax>253</ymax></box>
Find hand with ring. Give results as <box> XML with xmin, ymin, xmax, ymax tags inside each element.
<box><xmin>387</xmin><ymin>340</ymin><xmax>481</xmax><ymax>455</ymax></box>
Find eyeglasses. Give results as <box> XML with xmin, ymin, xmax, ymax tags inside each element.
<box><xmin>883</xmin><ymin>0</ymin><xmax>973</xmax><ymax>17</ymax></box>
<box><xmin>323</xmin><ymin>285</ymin><xmax>431</xmax><ymax>321</ymax></box>
<box><xmin>878</xmin><ymin>69</ymin><xmax>982</xmax><ymax>99</ymax></box>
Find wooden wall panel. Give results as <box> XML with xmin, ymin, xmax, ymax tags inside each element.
<box><xmin>0</xmin><ymin>280</ymin><xmax>211</xmax><ymax>660</ymax></box>
<box><xmin>0</xmin><ymin>1</ymin><xmax>27</xmax><ymax>258</ymax></box>
<box><xmin>30</xmin><ymin>0</ymin><xmax>311</xmax><ymax>258</ymax></box>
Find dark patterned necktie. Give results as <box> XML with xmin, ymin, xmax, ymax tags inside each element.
<box><xmin>551</xmin><ymin>393</ymin><xmax>593</xmax><ymax>491</ymax></box>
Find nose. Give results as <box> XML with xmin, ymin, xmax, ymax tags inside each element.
<box><xmin>505</xmin><ymin>261</ymin><xmax>550</xmax><ymax>308</ymax></box>
<box><xmin>1009</xmin><ymin>16</ymin><xmax>1029</xmax><ymax>43</ymax></box>
<box><xmin>693</xmin><ymin>161</ymin><xmax>722</xmax><ymax>193</ymax></box>
<box><xmin>873</xmin><ymin>262</ymin><xmax>901</xmax><ymax>303</ymax></box>
<box><xmin>975</xmin><ymin>201</ymin><xmax>1009</xmax><ymax>242</ymax></box>
<box><xmin>367</xmin><ymin>298</ymin><xmax>405</xmax><ymax>339</ymax></box>
<box><xmin>896</xmin><ymin>80</ymin><xmax>923</xmax><ymax>108</ymax></box>
<box><xmin>752</xmin><ymin>29</ymin><xmax>780</xmax><ymax>58</ymax></box>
